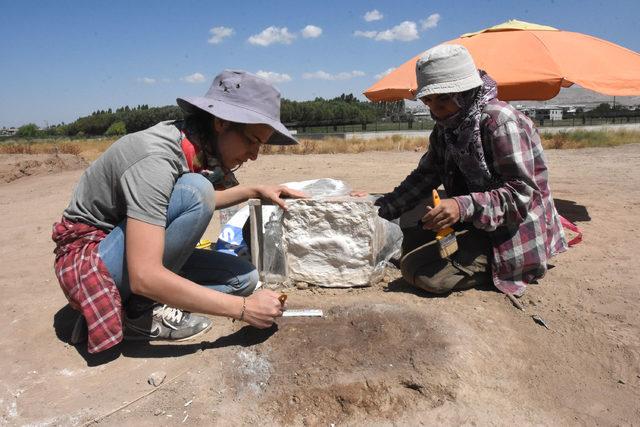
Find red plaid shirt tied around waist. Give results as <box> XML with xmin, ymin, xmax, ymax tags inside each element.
<box><xmin>377</xmin><ymin>100</ymin><xmax>568</xmax><ymax>296</ymax></box>
<box><xmin>52</xmin><ymin>217</ymin><xmax>123</xmax><ymax>353</ymax></box>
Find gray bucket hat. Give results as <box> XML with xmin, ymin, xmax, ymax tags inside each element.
<box><xmin>415</xmin><ymin>44</ymin><xmax>483</xmax><ymax>99</ymax></box>
<box><xmin>177</xmin><ymin>70</ymin><xmax>297</xmax><ymax>145</ymax></box>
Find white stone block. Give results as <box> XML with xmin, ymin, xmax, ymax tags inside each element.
<box><xmin>282</xmin><ymin>197</ymin><xmax>390</xmax><ymax>287</ymax></box>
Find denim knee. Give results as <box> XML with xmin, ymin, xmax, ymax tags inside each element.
<box><xmin>174</xmin><ymin>173</ymin><xmax>215</xmax><ymax>215</ymax></box>
<box><xmin>235</xmin><ymin>268</ymin><xmax>259</xmax><ymax>296</ymax></box>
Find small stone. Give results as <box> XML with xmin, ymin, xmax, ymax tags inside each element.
<box><xmin>148</xmin><ymin>371</ymin><xmax>167</xmax><ymax>387</ymax></box>
<box><xmin>295</xmin><ymin>281</ymin><xmax>309</xmax><ymax>290</ymax></box>
<box><xmin>617</xmin><ymin>379</ymin><xmax>626</xmax><ymax>384</ymax></box>
<box><xmin>154</xmin><ymin>409</ymin><xmax>165</xmax><ymax>416</ymax></box>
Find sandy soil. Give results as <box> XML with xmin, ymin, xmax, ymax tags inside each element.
<box><xmin>0</xmin><ymin>145</ymin><xmax>639</xmax><ymax>425</ymax></box>
<box><xmin>0</xmin><ymin>154</ymin><xmax>87</xmax><ymax>183</ymax></box>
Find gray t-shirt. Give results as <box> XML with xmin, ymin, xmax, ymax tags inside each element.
<box><xmin>64</xmin><ymin>121</ymin><xmax>192</xmax><ymax>230</ymax></box>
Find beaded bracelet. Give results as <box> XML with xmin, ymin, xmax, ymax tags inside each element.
<box><xmin>239</xmin><ymin>297</ymin><xmax>246</xmax><ymax>321</ymax></box>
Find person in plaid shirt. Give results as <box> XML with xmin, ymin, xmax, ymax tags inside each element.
<box><xmin>375</xmin><ymin>44</ymin><xmax>567</xmax><ymax>297</ymax></box>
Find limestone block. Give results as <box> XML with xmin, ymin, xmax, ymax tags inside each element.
<box><xmin>282</xmin><ymin>197</ymin><xmax>390</xmax><ymax>287</ymax></box>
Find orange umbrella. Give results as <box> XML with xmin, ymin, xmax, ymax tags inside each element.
<box><xmin>364</xmin><ymin>19</ymin><xmax>640</xmax><ymax>101</ymax></box>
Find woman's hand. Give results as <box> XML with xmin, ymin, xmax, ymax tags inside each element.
<box><xmin>241</xmin><ymin>289</ymin><xmax>287</xmax><ymax>328</ymax></box>
<box><xmin>256</xmin><ymin>185</ymin><xmax>307</xmax><ymax>209</ymax></box>
<box><xmin>421</xmin><ymin>198</ymin><xmax>460</xmax><ymax>231</ymax></box>
<box><xmin>349</xmin><ymin>190</ymin><xmax>369</xmax><ymax>197</ymax></box>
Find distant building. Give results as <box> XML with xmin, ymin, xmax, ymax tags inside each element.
<box><xmin>543</xmin><ymin>108</ymin><xmax>563</xmax><ymax>121</ymax></box>
<box><xmin>411</xmin><ymin>111</ymin><xmax>431</xmax><ymax>120</ymax></box>
<box><xmin>515</xmin><ymin>106</ymin><xmax>563</xmax><ymax>121</ymax></box>
<box><xmin>0</xmin><ymin>127</ymin><xmax>18</xmax><ymax>136</ymax></box>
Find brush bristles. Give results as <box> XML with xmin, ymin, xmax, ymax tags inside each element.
<box><xmin>437</xmin><ymin>233</ymin><xmax>459</xmax><ymax>258</ymax></box>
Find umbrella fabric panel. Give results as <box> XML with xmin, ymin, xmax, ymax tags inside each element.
<box><xmin>447</xmin><ymin>31</ymin><xmax>566</xmax><ymax>100</ymax></box>
<box><xmin>363</xmin><ymin>22</ymin><xmax>640</xmax><ymax>102</ymax></box>
<box><xmin>537</xmin><ymin>31</ymin><xmax>640</xmax><ymax>96</ymax></box>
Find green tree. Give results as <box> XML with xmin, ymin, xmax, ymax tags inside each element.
<box><xmin>105</xmin><ymin>121</ymin><xmax>126</xmax><ymax>136</ymax></box>
<box><xmin>74</xmin><ymin>113</ymin><xmax>115</xmax><ymax>136</ymax></box>
<box><xmin>16</xmin><ymin>123</ymin><xmax>39</xmax><ymax>138</ymax></box>
<box><xmin>589</xmin><ymin>102</ymin><xmax>611</xmax><ymax>117</ymax></box>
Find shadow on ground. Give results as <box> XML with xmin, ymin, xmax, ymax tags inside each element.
<box><xmin>554</xmin><ymin>198</ymin><xmax>591</xmax><ymax>222</ymax></box>
<box><xmin>384</xmin><ymin>277</ymin><xmax>496</xmax><ymax>297</ymax></box>
<box><xmin>53</xmin><ymin>304</ymin><xmax>278</xmax><ymax>366</ymax></box>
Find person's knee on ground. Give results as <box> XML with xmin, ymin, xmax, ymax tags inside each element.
<box><xmin>404</xmin><ymin>262</ymin><xmax>481</xmax><ymax>294</ymax></box>
<box><xmin>401</xmin><ymin>247</ymin><xmax>458</xmax><ymax>294</ymax></box>
<box><xmin>400</xmin><ymin>238</ymin><xmax>453</xmax><ymax>294</ymax></box>
<box><xmin>400</xmin><ymin>229</ymin><xmax>492</xmax><ymax>295</ymax></box>
<box><xmin>234</xmin><ymin>268</ymin><xmax>260</xmax><ymax>296</ymax></box>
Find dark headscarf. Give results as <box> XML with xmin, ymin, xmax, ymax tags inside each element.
<box><xmin>431</xmin><ymin>71</ymin><xmax>499</xmax><ymax>190</ymax></box>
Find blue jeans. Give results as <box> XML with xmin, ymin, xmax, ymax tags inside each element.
<box><xmin>98</xmin><ymin>173</ymin><xmax>258</xmax><ymax>302</ymax></box>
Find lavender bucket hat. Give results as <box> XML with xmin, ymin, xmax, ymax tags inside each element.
<box><xmin>177</xmin><ymin>70</ymin><xmax>298</xmax><ymax>145</ymax></box>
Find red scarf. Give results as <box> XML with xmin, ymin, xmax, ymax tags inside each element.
<box><xmin>180</xmin><ymin>132</ymin><xmax>204</xmax><ymax>172</ymax></box>
<box><xmin>179</xmin><ymin>132</ymin><xmax>239</xmax><ymax>189</ymax></box>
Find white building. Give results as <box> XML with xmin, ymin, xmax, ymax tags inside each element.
<box><xmin>0</xmin><ymin>127</ymin><xmax>18</xmax><ymax>136</ymax></box>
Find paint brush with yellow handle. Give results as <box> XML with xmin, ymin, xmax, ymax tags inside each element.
<box><xmin>431</xmin><ymin>189</ymin><xmax>459</xmax><ymax>258</ymax></box>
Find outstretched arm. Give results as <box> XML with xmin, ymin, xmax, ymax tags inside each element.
<box><xmin>375</xmin><ymin>143</ymin><xmax>442</xmax><ymax>221</ymax></box>
<box><xmin>215</xmin><ymin>185</ymin><xmax>307</xmax><ymax>210</ymax></box>
<box><xmin>125</xmin><ymin>217</ymin><xmax>284</xmax><ymax>328</ymax></box>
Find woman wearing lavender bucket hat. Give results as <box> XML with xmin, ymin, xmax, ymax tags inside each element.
<box><xmin>374</xmin><ymin>44</ymin><xmax>567</xmax><ymax>298</ymax></box>
<box><xmin>52</xmin><ymin>70</ymin><xmax>303</xmax><ymax>353</ymax></box>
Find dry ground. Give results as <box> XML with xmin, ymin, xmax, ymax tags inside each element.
<box><xmin>0</xmin><ymin>145</ymin><xmax>639</xmax><ymax>425</ymax></box>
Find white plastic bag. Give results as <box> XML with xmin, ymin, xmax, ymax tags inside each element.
<box><xmin>215</xmin><ymin>205</ymin><xmax>251</xmax><ymax>259</ymax></box>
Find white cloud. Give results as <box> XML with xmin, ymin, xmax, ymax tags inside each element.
<box><xmin>354</xmin><ymin>21</ymin><xmax>419</xmax><ymax>42</ymax></box>
<box><xmin>182</xmin><ymin>73</ymin><xmax>206</xmax><ymax>83</ymax></box>
<box><xmin>256</xmin><ymin>70</ymin><xmax>292</xmax><ymax>84</ymax></box>
<box><xmin>421</xmin><ymin>13</ymin><xmax>441</xmax><ymax>30</ymax></box>
<box><xmin>364</xmin><ymin>9</ymin><xmax>383</xmax><ymax>22</ymax></box>
<box><xmin>375</xmin><ymin>67</ymin><xmax>396</xmax><ymax>80</ymax></box>
<box><xmin>301</xmin><ymin>25</ymin><xmax>322</xmax><ymax>38</ymax></box>
<box><xmin>248</xmin><ymin>26</ymin><xmax>296</xmax><ymax>46</ymax></box>
<box><xmin>208</xmin><ymin>26</ymin><xmax>234</xmax><ymax>44</ymax></box>
<box><xmin>375</xmin><ymin>21</ymin><xmax>419</xmax><ymax>41</ymax></box>
<box><xmin>302</xmin><ymin>70</ymin><xmax>366</xmax><ymax>81</ymax></box>
<box><xmin>137</xmin><ymin>77</ymin><xmax>156</xmax><ymax>85</ymax></box>
<box><xmin>354</xmin><ymin>30</ymin><xmax>378</xmax><ymax>39</ymax></box>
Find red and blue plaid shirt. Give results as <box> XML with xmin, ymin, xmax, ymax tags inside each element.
<box><xmin>52</xmin><ymin>218</ymin><xmax>123</xmax><ymax>353</ymax></box>
<box><xmin>377</xmin><ymin>100</ymin><xmax>567</xmax><ymax>295</ymax></box>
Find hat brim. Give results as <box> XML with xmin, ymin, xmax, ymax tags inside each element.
<box><xmin>176</xmin><ymin>97</ymin><xmax>298</xmax><ymax>145</ymax></box>
<box><xmin>414</xmin><ymin>72</ymin><xmax>483</xmax><ymax>100</ymax></box>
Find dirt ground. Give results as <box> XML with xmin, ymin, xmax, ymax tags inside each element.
<box><xmin>0</xmin><ymin>144</ymin><xmax>639</xmax><ymax>426</ymax></box>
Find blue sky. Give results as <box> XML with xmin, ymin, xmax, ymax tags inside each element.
<box><xmin>1</xmin><ymin>0</ymin><xmax>639</xmax><ymax>127</ymax></box>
